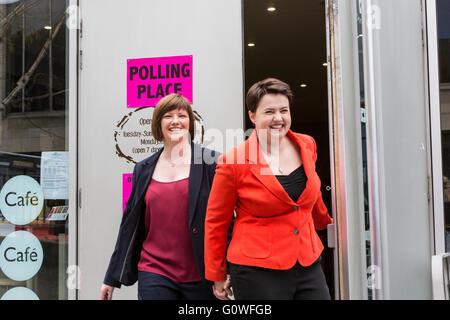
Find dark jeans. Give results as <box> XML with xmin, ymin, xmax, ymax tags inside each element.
<box><xmin>137</xmin><ymin>271</ymin><xmax>215</xmax><ymax>300</ymax></box>
<box><xmin>229</xmin><ymin>258</ymin><xmax>331</xmax><ymax>300</ymax></box>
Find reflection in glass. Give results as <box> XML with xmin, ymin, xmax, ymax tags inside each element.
<box><xmin>0</xmin><ymin>0</ymin><xmax>68</xmax><ymax>300</ymax></box>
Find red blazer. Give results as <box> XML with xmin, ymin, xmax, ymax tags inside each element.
<box><xmin>204</xmin><ymin>130</ymin><xmax>332</xmax><ymax>282</ymax></box>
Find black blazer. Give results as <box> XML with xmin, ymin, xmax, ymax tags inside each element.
<box><xmin>104</xmin><ymin>143</ymin><xmax>220</xmax><ymax>287</ymax></box>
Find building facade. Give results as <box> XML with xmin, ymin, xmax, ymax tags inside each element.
<box><xmin>0</xmin><ymin>0</ymin><xmax>448</xmax><ymax>300</ymax></box>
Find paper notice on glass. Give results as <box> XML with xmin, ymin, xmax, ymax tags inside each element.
<box><xmin>40</xmin><ymin>152</ymin><xmax>69</xmax><ymax>199</ymax></box>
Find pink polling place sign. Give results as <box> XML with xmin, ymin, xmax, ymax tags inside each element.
<box><xmin>123</xmin><ymin>173</ymin><xmax>133</xmax><ymax>213</ymax></box>
<box><xmin>127</xmin><ymin>55</ymin><xmax>193</xmax><ymax>108</ymax></box>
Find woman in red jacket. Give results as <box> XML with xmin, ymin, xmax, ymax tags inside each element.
<box><xmin>204</xmin><ymin>78</ymin><xmax>332</xmax><ymax>300</ymax></box>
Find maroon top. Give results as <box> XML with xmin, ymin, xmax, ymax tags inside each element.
<box><xmin>137</xmin><ymin>177</ymin><xmax>201</xmax><ymax>282</ymax></box>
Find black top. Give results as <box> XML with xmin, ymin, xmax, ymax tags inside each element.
<box><xmin>276</xmin><ymin>165</ymin><xmax>308</xmax><ymax>202</ymax></box>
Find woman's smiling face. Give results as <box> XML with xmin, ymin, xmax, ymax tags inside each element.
<box><xmin>161</xmin><ymin>108</ymin><xmax>190</xmax><ymax>143</ymax></box>
<box><xmin>249</xmin><ymin>93</ymin><xmax>291</xmax><ymax>141</ymax></box>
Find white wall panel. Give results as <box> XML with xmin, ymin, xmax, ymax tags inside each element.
<box><xmin>78</xmin><ymin>0</ymin><xmax>243</xmax><ymax>299</ymax></box>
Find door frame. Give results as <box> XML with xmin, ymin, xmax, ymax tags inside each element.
<box><xmin>424</xmin><ymin>0</ymin><xmax>446</xmax><ymax>256</ymax></box>
<box><xmin>68</xmin><ymin>0</ymin><xmax>80</xmax><ymax>301</ymax></box>
<box><xmin>325</xmin><ymin>0</ymin><xmax>371</xmax><ymax>300</ymax></box>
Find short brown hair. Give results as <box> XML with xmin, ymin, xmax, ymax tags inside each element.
<box><xmin>246</xmin><ymin>78</ymin><xmax>293</xmax><ymax>113</ymax></box>
<box><xmin>151</xmin><ymin>94</ymin><xmax>196</xmax><ymax>141</ymax></box>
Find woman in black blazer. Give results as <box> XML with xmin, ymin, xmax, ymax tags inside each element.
<box><xmin>101</xmin><ymin>94</ymin><xmax>219</xmax><ymax>300</ymax></box>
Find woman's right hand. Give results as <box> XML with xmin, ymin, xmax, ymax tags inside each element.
<box><xmin>100</xmin><ymin>284</ymin><xmax>115</xmax><ymax>300</ymax></box>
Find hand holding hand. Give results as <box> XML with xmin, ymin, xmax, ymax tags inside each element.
<box><xmin>212</xmin><ymin>275</ymin><xmax>232</xmax><ymax>300</ymax></box>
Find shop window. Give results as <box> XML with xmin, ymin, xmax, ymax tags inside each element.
<box><xmin>0</xmin><ymin>0</ymin><xmax>69</xmax><ymax>300</ymax></box>
<box><xmin>2</xmin><ymin>0</ymin><xmax>66</xmax><ymax>116</ymax></box>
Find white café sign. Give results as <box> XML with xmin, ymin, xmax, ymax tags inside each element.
<box><xmin>0</xmin><ymin>175</ymin><xmax>44</xmax><ymax>225</ymax></box>
<box><xmin>0</xmin><ymin>230</ymin><xmax>43</xmax><ymax>281</ymax></box>
<box><xmin>1</xmin><ymin>287</ymin><xmax>39</xmax><ymax>300</ymax></box>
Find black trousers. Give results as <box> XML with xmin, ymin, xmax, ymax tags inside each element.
<box><xmin>229</xmin><ymin>258</ymin><xmax>331</xmax><ymax>300</ymax></box>
<box><xmin>137</xmin><ymin>271</ymin><xmax>215</xmax><ymax>300</ymax></box>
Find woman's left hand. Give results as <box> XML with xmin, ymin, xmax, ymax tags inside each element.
<box><xmin>212</xmin><ymin>275</ymin><xmax>232</xmax><ymax>300</ymax></box>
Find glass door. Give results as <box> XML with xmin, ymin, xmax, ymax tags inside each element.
<box><xmin>436</xmin><ymin>0</ymin><xmax>450</xmax><ymax>254</ymax></box>
<box><xmin>0</xmin><ymin>0</ymin><xmax>71</xmax><ymax>300</ymax></box>
<box><xmin>428</xmin><ymin>0</ymin><xmax>450</xmax><ymax>299</ymax></box>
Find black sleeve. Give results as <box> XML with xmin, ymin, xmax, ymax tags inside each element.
<box><xmin>103</xmin><ymin>164</ymin><xmax>140</xmax><ymax>288</ymax></box>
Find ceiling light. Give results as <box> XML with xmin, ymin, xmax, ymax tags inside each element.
<box><xmin>44</xmin><ymin>26</ymin><xmax>52</xmax><ymax>30</ymax></box>
<box><xmin>323</xmin><ymin>62</ymin><xmax>328</xmax><ymax>67</ymax></box>
<box><xmin>300</xmin><ymin>84</ymin><xmax>307</xmax><ymax>88</ymax></box>
<box><xmin>248</xmin><ymin>43</ymin><xmax>255</xmax><ymax>47</ymax></box>
<box><xmin>267</xmin><ymin>7</ymin><xmax>276</xmax><ymax>12</ymax></box>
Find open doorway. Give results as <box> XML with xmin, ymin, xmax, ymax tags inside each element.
<box><xmin>243</xmin><ymin>0</ymin><xmax>334</xmax><ymax>298</ymax></box>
